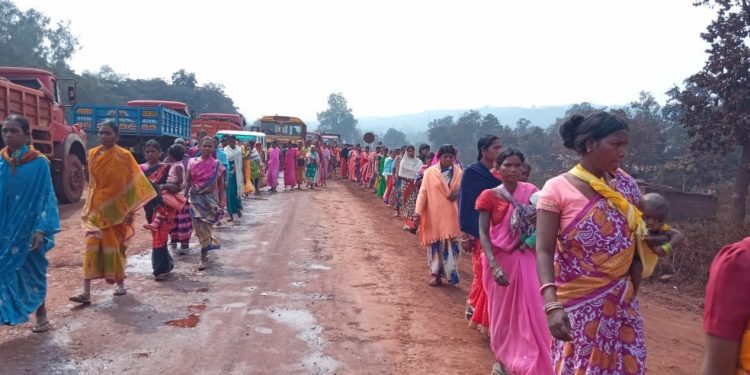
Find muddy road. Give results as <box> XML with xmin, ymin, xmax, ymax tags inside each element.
<box><xmin>0</xmin><ymin>180</ymin><xmax>705</xmax><ymax>374</ymax></box>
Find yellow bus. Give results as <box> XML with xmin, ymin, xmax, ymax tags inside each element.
<box><xmin>254</xmin><ymin>115</ymin><xmax>307</xmax><ymax>144</ymax></box>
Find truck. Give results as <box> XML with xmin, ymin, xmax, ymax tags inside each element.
<box><xmin>321</xmin><ymin>133</ymin><xmax>341</xmax><ymax>145</ymax></box>
<box><xmin>73</xmin><ymin>100</ymin><xmax>192</xmax><ymax>160</ymax></box>
<box><xmin>191</xmin><ymin>113</ymin><xmax>243</xmax><ymax>139</ymax></box>
<box><xmin>0</xmin><ymin>67</ymin><xmax>87</xmax><ymax>203</ymax></box>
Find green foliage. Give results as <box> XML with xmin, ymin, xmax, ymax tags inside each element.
<box><xmin>381</xmin><ymin>128</ymin><xmax>408</xmax><ymax>148</ymax></box>
<box><xmin>669</xmin><ymin>0</ymin><xmax>750</xmax><ymax>220</ymax></box>
<box><xmin>0</xmin><ymin>1</ymin><xmax>238</xmax><ymax>117</ymax></box>
<box><xmin>317</xmin><ymin>93</ymin><xmax>361</xmax><ymax>143</ymax></box>
<box><xmin>0</xmin><ymin>0</ymin><xmax>78</xmax><ymax>72</ymax></box>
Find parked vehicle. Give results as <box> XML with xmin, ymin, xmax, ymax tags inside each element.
<box><xmin>216</xmin><ymin>130</ymin><xmax>266</xmax><ymax>150</ymax></box>
<box><xmin>0</xmin><ymin>67</ymin><xmax>86</xmax><ymax>203</ymax></box>
<box><xmin>321</xmin><ymin>133</ymin><xmax>341</xmax><ymax>145</ymax></box>
<box><xmin>192</xmin><ymin>113</ymin><xmax>243</xmax><ymax>138</ymax></box>
<box><xmin>254</xmin><ymin>115</ymin><xmax>307</xmax><ymax>144</ymax></box>
<box><xmin>74</xmin><ymin>100</ymin><xmax>191</xmax><ymax>160</ymax></box>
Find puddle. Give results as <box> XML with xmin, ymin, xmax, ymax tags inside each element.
<box><xmin>166</xmin><ymin>314</ymin><xmax>200</xmax><ymax>328</ymax></box>
<box><xmin>125</xmin><ymin>252</ymin><xmax>153</xmax><ymax>274</ymax></box>
<box><xmin>255</xmin><ymin>327</ymin><xmax>273</xmax><ymax>334</ymax></box>
<box><xmin>308</xmin><ymin>264</ymin><xmax>331</xmax><ymax>271</ymax></box>
<box><xmin>268</xmin><ymin>308</ymin><xmax>339</xmax><ymax>374</ymax></box>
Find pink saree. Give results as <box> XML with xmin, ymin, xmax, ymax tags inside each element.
<box><xmin>284</xmin><ymin>147</ymin><xmax>298</xmax><ymax>187</ymax></box>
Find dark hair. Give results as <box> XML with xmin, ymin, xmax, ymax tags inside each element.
<box><xmin>98</xmin><ymin>119</ymin><xmax>119</xmax><ymax>135</ymax></box>
<box><xmin>144</xmin><ymin>139</ymin><xmax>161</xmax><ymax>151</ymax></box>
<box><xmin>419</xmin><ymin>144</ymin><xmax>430</xmax><ymax>152</ymax></box>
<box><xmin>168</xmin><ymin>144</ymin><xmax>186</xmax><ymax>160</ymax></box>
<box><xmin>200</xmin><ymin>136</ymin><xmax>215</xmax><ymax>145</ymax></box>
<box><xmin>3</xmin><ymin>114</ymin><xmax>30</xmax><ymax>135</ymax></box>
<box><xmin>497</xmin><ymin>147</ymin><xmax>525</xmax><ymax>164</ymax></box>
<box><xmin>642</xmin><ymin>192</ymin><xmax>670</xmax><ymax>218</ymax></box>
<box><xmin>477</xmin><ymin>135</ymin><xmax>500</xmax><ymax>161</ymax></box>
<box><xmin>522</xmin><ymin>162</ymin><xmax>533</xmax><ymax>173</ymax></box>
<box><xmin>406</xmin><ymin>145</ymin><xmax>415</xmax><ymax>151</ymax></box>
<box><xmin>437</xmin><ymin>144</ymin><xmax>456</xmax><ymax>157</ymax></box>
<box><xmin>559</xmin><ymin>112</ymin><xmax>629</xmax><ymax>154</ymax></box>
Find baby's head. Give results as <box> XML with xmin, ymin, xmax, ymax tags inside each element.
<box><xmin>640</xmin><ymin>193</ymin><xmax>670</xmax><ymax>231</ymax></box>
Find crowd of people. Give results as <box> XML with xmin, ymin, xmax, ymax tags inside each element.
<box><xmin>0</xmin><ymin>112</ymin><xmax>748</xmax><ymax>374</ymax></box>
<box><xmin>337</xmin><ymin>112</ymin><xmax>747</xmax><ymax>374</ymax></box>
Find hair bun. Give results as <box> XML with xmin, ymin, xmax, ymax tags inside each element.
<box><xmin>559</xmin><ymin>114</ymin><xmax>585</xmax><ymax>150</ymax></box>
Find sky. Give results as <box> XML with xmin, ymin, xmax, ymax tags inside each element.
<box><xmin>16</xmin><ymin>0</ymin><xmax>716</xmax><ymax>123</ymax></box>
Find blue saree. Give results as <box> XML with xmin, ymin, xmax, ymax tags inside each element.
<box><xmin>0</xmin><ymin>146</ymin><xmax>60</xmax><ymax>325</ymax></box>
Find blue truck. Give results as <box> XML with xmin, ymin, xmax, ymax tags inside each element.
<box><xmin>73</xmin><ymin>100</ymin><xmax>192</xmax><ymax>160</ymax></box>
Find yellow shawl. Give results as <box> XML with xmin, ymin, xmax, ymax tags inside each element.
<box><xmin>569</xmin><ymin>164</ymin><xmax>658</xmax><ymax>278</ymax></box>
<box><xmin>415</xmin><ymin>164</ymin><xmax>463</xmax><ymax>246</ymax></box>
<box><xmin>82</xmin><ymin>145</ymin><xmax>157</xmax><ymax>233</ymax></box>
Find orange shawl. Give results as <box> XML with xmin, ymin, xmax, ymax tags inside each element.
<box><xmin>415</xmin><ymin>164</ymin><xmax>463</xmax><ymax>246</ymax></box>
<box><xmin>82</xmin><ymin>145</ymin><xmax>157</xmax><ymax>234</ymax></box>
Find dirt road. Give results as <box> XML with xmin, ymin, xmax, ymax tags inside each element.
<box><xmin>0</xmin><ymin>180</ymin><xmax>705</xmax><ymax>374</ymax></box>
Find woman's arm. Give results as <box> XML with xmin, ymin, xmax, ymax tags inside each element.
<box><xmin>183</xmin><ymin>168</ymin><xmax>192</xmax><ymax>196</ymax></box>
<box><xmin>536</xmin><ymin>209</ymin><xmax>572</xmax><ymax>341</ymax></box>
<box><xmin>479</xmin><ymin>211</ymin><xmax>509</xmax><ymax>286</ymax></box>
<box><xmin>701</xmin><ymin>334</ymin><xmax>739</xmax><ymax>375</ymax></box>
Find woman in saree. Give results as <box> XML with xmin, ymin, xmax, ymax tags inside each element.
<box><xmin>284</xmin><ymin>141</ymin><xmax>298</xmax><ymax>190</ymax></box>
<box><xmin>413</xmin><ymin>145</ymin><xmax>463</xmax><ymax>287</ymax></box>
<box><xmin>477</xmin><ymin>148</ymin><xmax>553</xmax><ymax>375</ymax></box>
<box><xmin>702</xmin><ymin>237</ymin><xmax>750</xmax><ymax>375</ymax></box>
<box><xmin>266</xmin><ymin>142</ymin><xmax>280</xmax><ymax>192</ymax></box>
<box><xmin>397</xmin><ymin>146</ymin><xmax>422</xmax><ymax>218</ymax></box>
<box><xmin>223</xmin><ymin>135</ymin><xmax>244</xmax><ymax>221</ymax></box>
<box><xmin>249</xmin><ymin>141</ymin><xmax>262</xmax><ymax>194</ymax></box>
<box><xmin>140</xmin><ymin>140</ymin><xmax>177</xmax><ymax>280</ymax></box>
<box><xmin>166</xmin><ymin>144</ymin><xmax>193</xmax><ymax>255</ymax></box>
<box><xmin>70</xmin><ymin>121</ymin><xmax>157</xmax><ymax>304</ymax></box>
<box><xmin>306</xmin><ymin>145</ymin><xmax>320</xmax><ymax>189</ymax></box>
<box><xmin>295</xmin><ymin>142</ymin><xmax>306</xmax><ymax>189</ymax></box>
<box><xmin>458</xmin><ymin>135</ymin><xmax>502</xmax><ymax>334</ymax></box>
<box><xmin>319</xmin><ymin>144</ymin><xmax>330</xmax><ymax>187</ymax></box>
<box><xmin>185</xmin><ymin>137</ymin><xmax>226</xmax><ymax>270</ymax></box>
<box><xmin>536</xmin><ymin>112</ymin><xmax>646</xmax><ymax>374</ymax></box>
<box><xmin>349</xmin><ymin>146</ymin><xmax>359</xmax><ymax>183</ymax></box>
<box><xmin>376</xmin><ymin>147</ymin><xmax>387</xmax><ymax>197</ymax></box>
<box><xmin>242</xmin><ymin>141</ymin><xmax>255</xmax><ymax>197</ymax></box>
<box><xmin>1</xmin><ymin>115</ymin><xmax>60</xmax><ymax>332</ymax></box>
<box><xmin>360</xmin><ymin>146</ymin><xmax>370</xmax><ymax>186</ymax></box>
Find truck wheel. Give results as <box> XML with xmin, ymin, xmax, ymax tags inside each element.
<box><xmin>54</xmin><ymin>154</ymin><xmax>85</xmax><ymax>203</ymax></box>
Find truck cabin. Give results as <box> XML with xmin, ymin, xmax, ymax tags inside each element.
<box><xmin>0</xmin><ymin>67</ymin><xmax>62</xmax><ymax>104</ymax></box>
<box><xmin>198</xmin><ymin>113</ymin><xmax>243</xmax><ymax>128</ymax></box>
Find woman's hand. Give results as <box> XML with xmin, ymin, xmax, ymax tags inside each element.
<box><xmin>30</xmin><ymin>231</ymin><xmax>45</xmax><ymax>251</ymax></box>
<box><xmin>448</xmin><ymin>190</ymin><xmax>459</xmax><ymax>202</ymax></box>
<box><xmin>492</xmin><ymin>266</ymin><xmax>510</xmax><ymax>286</ymax></box>
<box><xmin>547</xmin><ymin>309</ymin><xmax>573</xmax><ymax>341</ymax></box>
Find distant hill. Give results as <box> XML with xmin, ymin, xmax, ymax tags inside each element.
<box><xmin>355</xmin><ymin>105</ymin><xmax>574</xmax><ymax>135</ymax></box>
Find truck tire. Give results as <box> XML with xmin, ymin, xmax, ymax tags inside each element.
<box><xmin>54</xmin><ymin>154</ymin><xmax>85</xmax><ymax>203</ymax></box>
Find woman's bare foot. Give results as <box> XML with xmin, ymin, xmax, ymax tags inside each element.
<box><xmin>428</xmin><ymin>278</ymin><xmax>443</xmax><ymax>287</ymax></box>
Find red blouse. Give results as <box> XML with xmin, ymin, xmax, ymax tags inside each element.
<box><xmin>475</xmin><ymin>189</ymin><xmax>510</xmax><ymax>225</ymax></box>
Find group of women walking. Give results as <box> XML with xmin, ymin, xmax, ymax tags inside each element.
<box><xmin>1</xmin><ymin>111</ymin><xmax>747</xmax><ymax>374</ymax></box>
<box><xmin>343</xmin><ymin>111</ymin><xmax>745</xmax><ymax>375</ymax></box>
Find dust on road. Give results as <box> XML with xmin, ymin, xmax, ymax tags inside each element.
<box><xmin>0</xmin><ymin>181</ymin><xmax>705</xmax><ymax>374</ymax></box>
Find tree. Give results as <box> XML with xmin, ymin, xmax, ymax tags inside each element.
<box><xmin>171</xmin><ymin>69</ymin><xmax>197</xmax><ymax>89</ymax></box>
<box><xmin>0</xmin><ymin>0</ymin><xmax>78</xmax><ymax>73</ymax></box>
<box><xmin>671</xmin><ymin>0</ymin><xmax>750</xmax><ymax>221</ymax></box>
<box><xmin>317</xmin><ymin>93</ymin><xmax>361</xmax><ymax>143</ymax></box>
<box><xmin>382</xmin><ymin>128</ymin><xmax>408</xmax><ymax>148</ymax></box>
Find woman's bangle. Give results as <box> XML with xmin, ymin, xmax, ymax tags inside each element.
<box><xmin>539</xmin><ymin>282</ymin><xmax>557</xmax><ymax>295</ymax></box>
<box><xmin>543</xmin><ymin>301</ymin><xmax>564</xmax><ymax>315</ymax></box>
<box><xmin>661</xmin><ymin>243</ymin><xmax>673</xmax><ymax>256</ymax></box>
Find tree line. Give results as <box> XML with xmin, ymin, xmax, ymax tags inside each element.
<box><xmin>0</xmin><ymin>0</ymin><xmax>239</xmax><ymax>118</ymax></box>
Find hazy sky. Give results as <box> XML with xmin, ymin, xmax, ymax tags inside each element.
<box><xmin>16</xmin><ymin>0</ymin><xmax>715</xmax><ymax>123</ymax></box>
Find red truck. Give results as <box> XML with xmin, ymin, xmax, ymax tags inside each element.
<box><xmin>0</xmin><ymin>67</ymin><xmax>87</xmax><ymax>203</ymax></box>
<box><xmin>191</xmin><ymin>113</ymin><xmax>243</xmax><ymax>139</ymax></box>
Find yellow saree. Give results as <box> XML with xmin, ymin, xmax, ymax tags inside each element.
<box><xmin>81</xmin><ymin>146</ymin><xmax>156</xmax><ymax>283</ymax></box>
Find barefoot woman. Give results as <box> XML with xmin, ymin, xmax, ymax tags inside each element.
<box><xmin>70</xmin><ymin>120</ymin><xmax>156</xmax><ymax>304</ymax></box>
<box><xmin>0</xmin><ymin>115</ymin><xmax>60</xmax><ymax>332</ymax></box>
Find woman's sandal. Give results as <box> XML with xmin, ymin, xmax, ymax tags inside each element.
<box><xmin>68</xmin><ymin>294</ymin><xmax>91</xmax><ymax>305</ymax></box>
<box><xmin>114</xmin><ymin>286</ymin><xmax>127</xmax><ymax>296</ymax></box>
<box><xmin>31</xmin><ymin>320</ymin><xmax>50</xmax><ymax>333</ymax></box>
